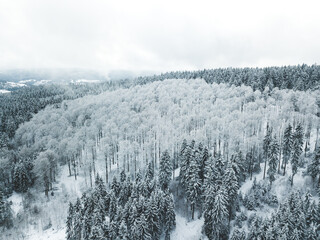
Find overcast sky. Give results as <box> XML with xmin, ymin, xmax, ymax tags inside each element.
<box><xmin>0</xmin><ymin>0</ymin><xmax>319</xmax><ymax>73</ymax></box>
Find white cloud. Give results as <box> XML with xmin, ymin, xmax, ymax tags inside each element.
<box><xmin>0</xmin><ymin>0</ymin><xmax>319</xmax><ymax>73</ymax></box>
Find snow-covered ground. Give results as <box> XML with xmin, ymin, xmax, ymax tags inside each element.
<box><xmin>8</xmin><ymin>192</ymin><xmax>23</xmax><ymax>217</ymax></box>
<box><xmin>0</xmin><ymin>89</ymin><xmax>11</xmax><ymax>94</ymax></box>
<box><xmin>170</xmin><ymin>215</ymin><xmax>206</xmax><ymax>240</ymax></box>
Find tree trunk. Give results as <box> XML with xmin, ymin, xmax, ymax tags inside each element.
<box><xmin>263</xmin><ymin>158</ymin><xmax>267</xmax><ymax>180</ymax></box>
<box><xmin>191</xmin><ymin>203</ymin><xmax>194</xmax><ymax>220</ymax></box>
<box><xmin>105</xmin><ymin>154</ymin><xmax>108</xmax><ymax>184</ymax></box>
<box><xmin>283</xmin><ymin>157</ymin><xmax>287</xmax><ymax>176</ymax></box>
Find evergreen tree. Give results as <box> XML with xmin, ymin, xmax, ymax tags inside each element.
<box><xmin>263</xmin><ymin>125</ymin><xmax>273</xmax><ymax>179</ymax></box>
<box><xmin>180</xmin><ymin>141</ymin><xmax>194</xmax><ymax>189</ymax></box>
<box><xmin>291</xmin><ymin>123</ymin><xmax>304</xmax><ymax>186</ymax></box>
<box><xmin>138</xmin><ymin>213</ymin><xmax>152</xmax><ymax>240</ymax></box>
<box><xmin>211</xmin><ymin>188</ymin><xmax>229</xmax><ymax>239</ymax></box>
<box><xmin>13</xmin><ymin>161</ymin><xmax>30</xmax><ymax>192</ymax></box>
<box><xmin>164</xmin><ymin>193</ymin><xmax>176</xmax><ymax>240</ymax></box>
<box><xmin>111</xmin><ymin>176</ymin><xmax>120</xmax><ymax>197</ymax></box>
<box><xmin>159</xmin><ymin>150</ymin><xmax>172</xmax><ymax>190</ymax></box>
<box><xmin>0</xmin><ymin>189</ymin><xmax>13</xmax><ymax>228</ymax></box>
<box><xmin>283</xmin><ymin>124</ymin><xmax>293</xmax><ymax>175</ymax></box>
<box><xmin>118</xmin><ymin>219</ymin><xmax>129</xmax><ymax>240</ymax></box>
<box><xmin>186</xmin><ymin>152</ymin><xmax>202</xmax><ymax>220</ymax></box>
<box><xmin>66</xmin><ymin>202</ymin><xmax>74</xmax><ymax>240</ymax></box>
<box><xmin>308</xmin><ymin>146</ymin><xmax>320</xmax><ymax>188</ymax></box>
<box><xmin>230</xmin><ymin>228</ymin><xmax>246</xmax><ymax>240</ymax></box>
<box><xmin>223</xmin><ymin>162</ymin><xmax>239</xmax><ymax>222</ymax></box>
<box><xmin>146</xmin><ymin>196</ymin><xmax>160</xmax><ymax>240</ymax></box>
<box><xmin>267</xmin><ymin>135</ymin><xmax>279</xmax><ymax>185</ymax></box>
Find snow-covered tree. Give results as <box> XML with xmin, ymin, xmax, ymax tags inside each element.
<box><xmin>159</xmin><ymin>150</ymin><xmax>172</xmax><ymax>190</ymax></box>
<box><xmin>291</xmin><ymin>123</ymin><xmax>304</xmax><ymax>186</ymax></box>
<box><xmin>283</xmin><ymin>123</ymin><xmax>293</xmax><ymax>176</ymax></box>
<box><xmin>267</xmin><ymin>135</ymin><xmax>279</xmax><ymax>185</ymax></box>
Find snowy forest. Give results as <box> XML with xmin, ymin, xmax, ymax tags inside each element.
<box><xmin>1</xmin><ymin>64</ymin><xmax>320</xmax><ymax>239</ymax></box>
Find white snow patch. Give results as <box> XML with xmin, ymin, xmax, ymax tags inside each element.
<box><xmin>25</xmin><ymin>227</ymin><xmax>66</xmax><ymax>240</ymax></box>
<box><xmin>0</xmin><ymin>89</ymin><xmax>11</xmax><ymax>94</ymax></box>
<box><xmin>33</xmin><ymin>80</ymin><xmax>52</xmax><ymax>85</ymax></box>
<box><xmin>8</xmin><ymin>192</ymin><xmax>23</xmax><ymax>216</ymax></box>
<box><xmin>170</xmin><ymin>215</ymin><xmax>207</xmax><ymax>240</ymax></box>
<box><xmin>174</xmin><ymin>167</ymin><xmax>180</xmax><ymax>178</ymax></box>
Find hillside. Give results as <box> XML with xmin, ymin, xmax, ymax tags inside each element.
<box><xmin>1</xmin><ymin>78</ymin><xmax>320</xmax><ymax>239</ymax></box>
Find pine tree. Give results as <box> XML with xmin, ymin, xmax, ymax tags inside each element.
<box><xmin>164</xmin><ymin>193</ymin><xmax>176</xmax><ymax>240</ymax></box>
<box><xmin>223</xmin><ymin>162</ymin><xmax>239</xmax><ymax>222</ymax></box>
<box><xmin>180</xmin><ymin>141</ymin><xmax>194</xmax><ymax>189</ymax></box>
<box><xmin>283</xmin><ymin>124</ymin><xmax>293</xmax><ymax>176</ymax></box>
<box><xmin>66</xmin><ymin>202</ymin><xmax>74</xmax><ymax>240</ymax></box>
<box><xmin>0</xmin><ymin>189</ymin><xmax>13</xmax><ymax>228</ymax></box>
<box><xmin>263</xmin><ymin>125</ymin><xmax>273</xmax><ymax>180</ymax></box>
<box><xmin>111</xmin><ymin>176</ymin><xmax>120</xmax><ymax>197</ymax></box>
<box><xmin>73</xmin><ymin>198</ymin><xmax>82</xmax><ymax>240</ymax></box>
<box><xmin>308</xmin><ymin>146</ymin><xmax>320</xmax><ymax>188</ymax></box>
<box><xmin>139</xmin><ymin>213</ymin><xmax>152</xmax><ymax>240</ymax></box>
<box><xmin>118</xmin><ymin>219</ymin><xmax>129</xmax><ymax>240</ymax></box>
<box><xmin>186</xmin><ymin>152</ymin><xmax>202</xmax><ymax>220</ymax></box>
<box><xmin>211</xmin><ymin>188</ymin><xmax>229</xmax><ymax>239</ymax></box>
<box><xmin>159</xmin><ymin>150</ymin><xmax>172</xmax><ymax>190</ymax></box>
<box><xmin>204</xmin><ymin>184</ymin><xmax>215</xmax><ymax>239</ymax></box>
<box><xmin>201</xmin><ymin>146</ymin><xmax>209</xmax><ymax>184</ymax></box>
<box><xmin>13</xmin><ymin>161</ymin><xmax>30</xmax><ymax>193</ymax></box>
<box><xmin>230</xmin><ymin>228</ymin><xmax>246</xmax><ymax>240</ymax></box>
<box><xmin>146</xmin><ymin>196</ymin><xmax>160</xmax><ymax>240</ymax></box>
<box><xmin>267</xmin><ymin>135</ymin><xmax>279</xmax><ymax>185</ymax></box>
<box><xmin>306</xmin><ymin>224</ymin><xmax>318</xmax><ymax>240</ymax></box>
<box><xmin>291</xmin><ymin>123</ymin><xmax>304</xmax><ymax>186</ymax></box>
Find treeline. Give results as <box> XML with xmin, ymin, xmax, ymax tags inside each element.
<box><xmin>135</xmin><ymin>64</ymin><xmax>320</xmax><ymax>91</ymax></box>
<box><xmin>234</xmin><ymin>191</ymin><xmax>320</xmax><ymax>239</ymax></box>
<box><xmin>66</xmin><ymin>152</ymin><xmax>175</xmax><ymax>240</ymax></box>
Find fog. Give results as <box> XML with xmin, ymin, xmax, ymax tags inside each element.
<box><xmin>0</xmin><ymin>0</ymin><xmax>319</xmax><ymax>74</ymax></box>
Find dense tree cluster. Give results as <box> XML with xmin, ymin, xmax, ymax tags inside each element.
<box><xmin>244</xmin><ymin>192</ymin><xmax>320</xmax><ymax>239</ymax></box>
<box><xmin>136</xmin><ymin>64</ymin><xmax>320</xmax><ymax>91</ymax></box>
<box><xmin>66</xmin><ymin>154</ymin><xmax>176</xmax><ymax>240</ymax></box>
<box><xmin>0</xmin><ymin>189</ymin><xmax>13</xmax><ymax>229</ymax></box>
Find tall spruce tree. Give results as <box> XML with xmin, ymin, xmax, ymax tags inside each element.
<box><xmin>308</xmin><ymin>146</ymin><xmax>320</xmax><ymax>188</ymax></box>
<box><xmin>267</xmin><ymin>135</ymin><xmax>279</xmax><ymax>185</ymax></box>
<box><xmin>263</xmin><ymin>124</ymin><xmax>273</xmax><ymax>179</ymax></box>
<box><xmin>291</xmin><ymin>123</ymin><xmax>304</xmax><ymax>186</ymax></box>
<box><xmin>159</xmin><ymin>150</ymin><xmax>172</xmax><ymax>190</ymax></box>
<box><xmin>186</xmin><ymin>152</ymin><xmax>202</xmax><ymax>220</ymax></box>
<box><xmin>283</xmin><ymin>123</ymin><xmax>293</xmax><ymax>176</ymax></box>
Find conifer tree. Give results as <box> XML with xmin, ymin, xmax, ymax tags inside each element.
<box><xmin>0</xmin><ymin>189</ymin><xmax>13</xmax><ymax>228</ymax></box>
<box><xmin>308</xmin><ymin>146</ymin><xmax>320</xmax><ymax>188</ymax></box>
<box><xmin>263</xmin><ymin>125</ymin><xmax>273</xmax><ymax>179</ymax></box>
<box><xmin>223</xmin><ymin>162</ymin><xmax>239</xmax><ymax>222</ymax></box>
<box><xmin>291</xmin><ymin>123</ymin><xmax>304</xmax><ymax>186</ymax></box>
<box><xmin>211</xmin><ymin>188</ymin><xmax>229</xmax><ymax>239</ymax></box>
<box><xmin>164</xmin><ymin>193</ymin><xmax>176</xmax><ymax>240</ymax></box>
<box><xmin>267</xmin><ymin>135</ymin><xmax>279</xmax><ymax>185</ymax></box>
<box><xmin>159</xmin><ymin>150</ymin><xmax>172</xmax><ymax>190</ymax></box>
<box><xmin>283</xmin><ymin>124</ymin><xmax>293</xmax><ymax>175</ymax></box>
<box><xmin>186</xmin><ymin>152</ymin><xmax>202</xmax><ymax>220</ymax></box>
<box><xmin>66</xmin><ymin>202</ymin><xmax>74</xmax><ymax>240</ymax></box>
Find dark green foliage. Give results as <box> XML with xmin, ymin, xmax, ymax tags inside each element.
<box><xmin>66</xmin><ymin>162</ymin><xmax>176</xmax><ymax>240</ymax></box>
<box><xmin>0</xmin><ymin>189</ymin><xmax>13</xmax><ymax>228</ymax></box>
<box><xmin>136</xmin><ymin>64</ymin><xmax>320</xmax><ymax>91</ymax></box>
<box><xmin>267</xmin><ymin>135</ymin><xmax>279</xmax><ymax>185</ymax></box>
<box><xmin>291</xmin><ymin>123</ymin><xmax>304</xmax><ymax>185</ymax></box>
<box><xmin>283</xmin><ymin>124</ymin><xmax>293</xmax><ymax>176</ymax></box>
<box><xmin>159</xmin><ymin>150</ymin><xmax>172</xmax><ymax>190</ymax></box>
<box><xmin>308</xmin><ymin>146</ymin><xmax>320</xmax><ymax>188</ymax></box>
